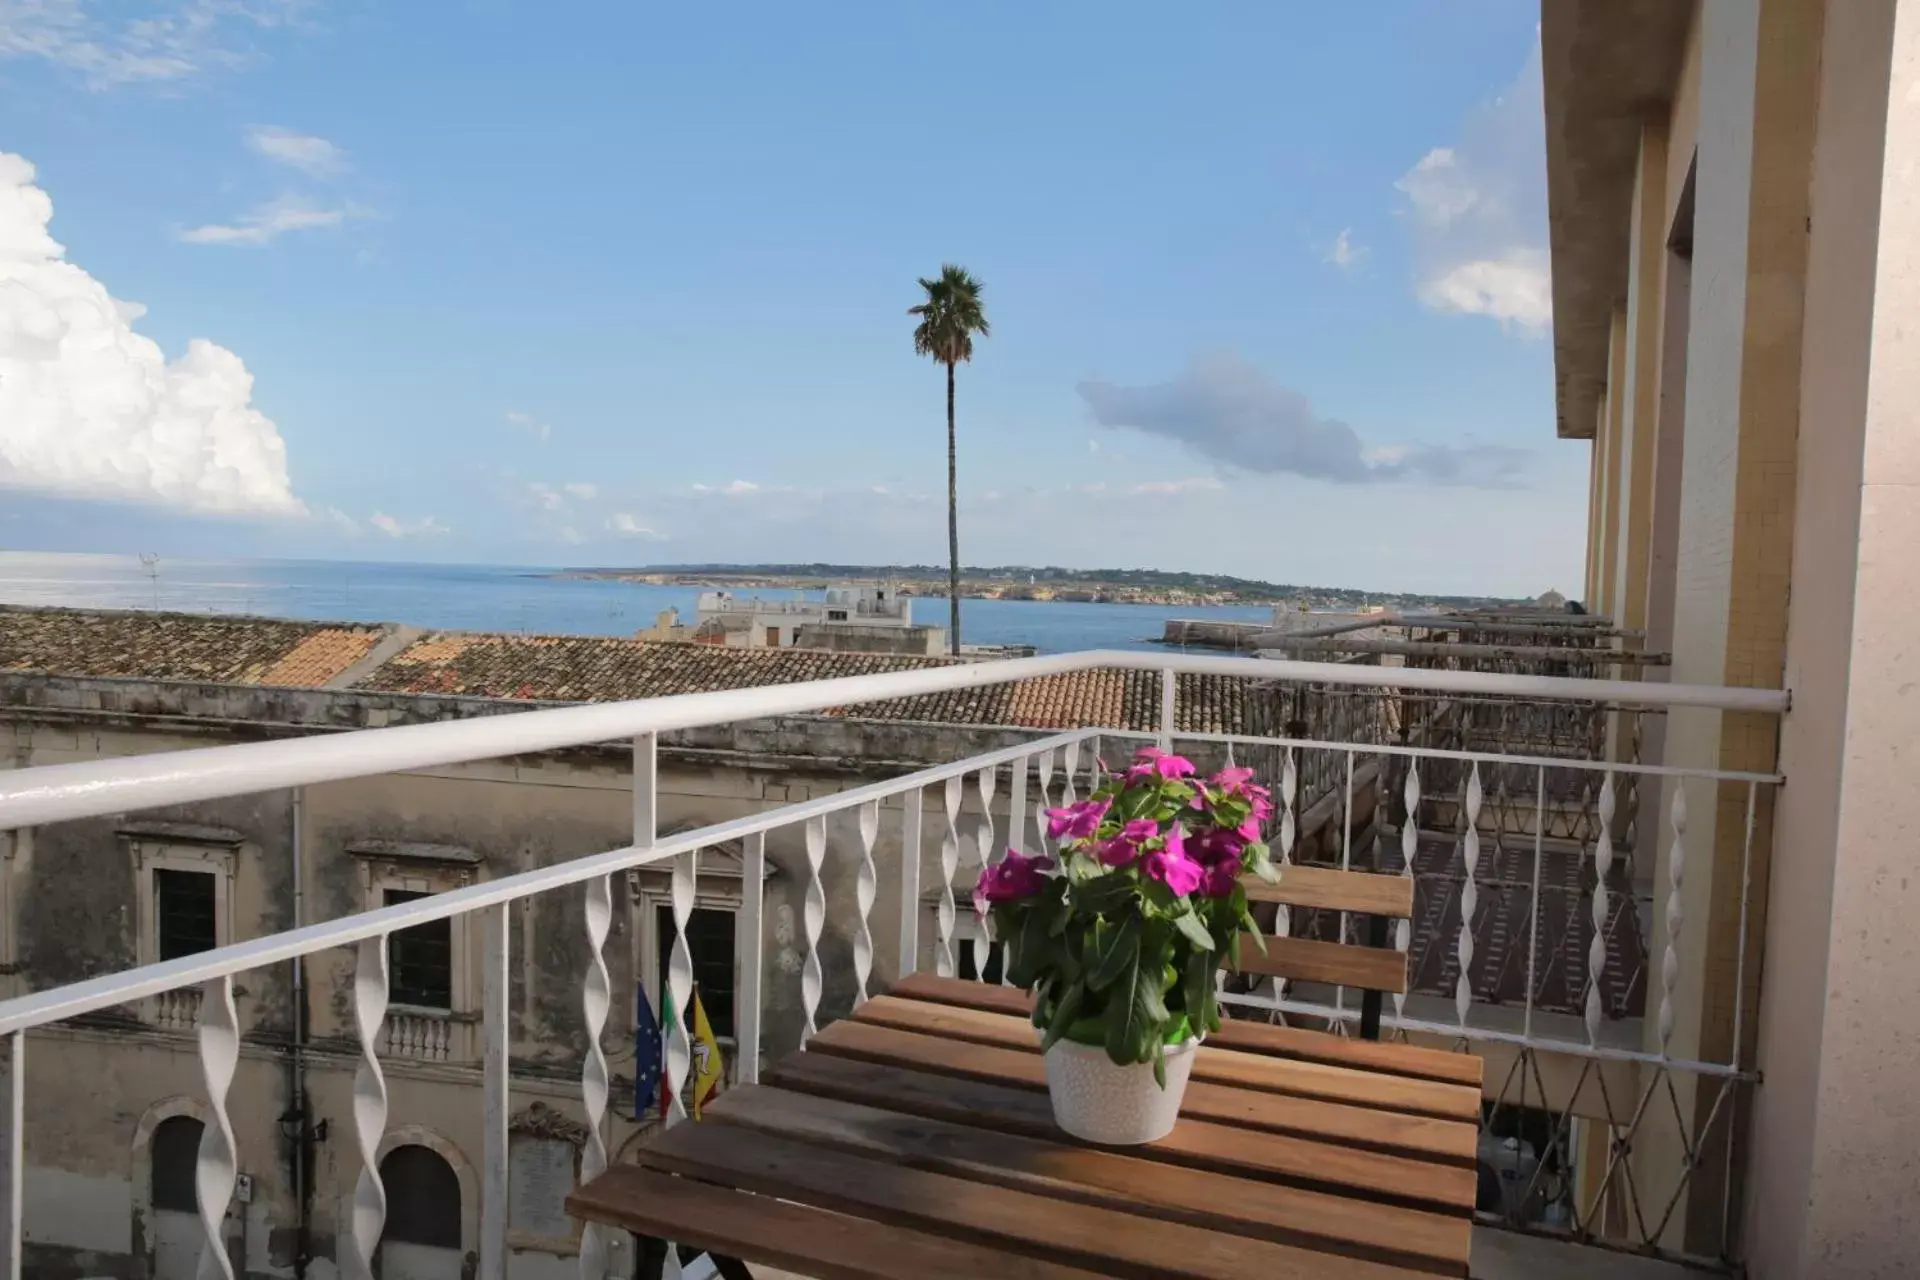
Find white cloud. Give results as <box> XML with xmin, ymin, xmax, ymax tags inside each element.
<box><xmin>245</xmin><ymin>125</ymin><xmax>344</xmax><ymax>177</ymax></box>
<box><xmin>177</xmin><ymin>194</ymin><xmax>351</xmax><ymax>245</ymax></box>
<box><xmin>608</xmin><ymin>512</ymin><xmax>660</xmax><ymax>538</ymax></box>
<box><xmin>1395</xmin><ymin>149</ymin><xmax>1480</xmax><ymax>228</ymax></box>
<box><xmin>1131</xmin><ymin>477</ymin><xmax>1225</xmax><ymax>495</ymax></box>
<box><xmin>0</xmin><ymin>151</ymin><xmax>302</xmax><ymax>516</ymax></box>
<box><xmin>1325</xmin><ymin>228</ymin><xmax>1366</xmax><ymax>270</ymax></box>
<box><xmin>564</xmin><ymin>482</ymin><xmax>597</xmax><ymax>501</ymax></box>
<box><xmin>1397</xmin><ymin>42</ymin><xmax>1550</xmax><ymax>335</ymax></box>
<box><xmin>526</xmin><ymin>482</ymin><xmax>565</xmax><ymax>511</ymax></box>
<box><xmin>692</xmin><ymin>479</ymin><xmax>763</xmax><ymax>496</ymax></box>
<box><xmin>369</xmin><ymin>512</ymin><xmax>448</xmax><ymax>539</ymax></box>
<box><xmin>0</xmin><ymin>0</ymin><xmax>305</xmax><ymax>90</ymax></box>
<box><xmin>1416</xmin><ymin>248</ymin><xmax>1552</xmax><ymax>332</ymax></box>
<box><xmin>557</xmin><ymin>525</ymin><xmax>583</xmax><ymax>545</ymax></box>
<box><xmin>321</xmin><ymin>506</ymin><xmax>361</xmax><ymax>535</ymax></box>
<box><xmin>504</xmin><ymin>410</ymin><xmax>551</xmax><ymax>441</ymax></box>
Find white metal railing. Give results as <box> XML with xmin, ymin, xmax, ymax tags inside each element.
<box><xmin>0</xmin><ymin>648</ymin><xmax>1788</xmax><ymax>1278</ymax></box>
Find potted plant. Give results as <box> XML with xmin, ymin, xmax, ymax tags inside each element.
<box><xmin>972</xmin><ymin>746</ymin><xmax>1278</xmax><ymax>1144</ymax></box>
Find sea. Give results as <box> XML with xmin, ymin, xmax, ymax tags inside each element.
<box><xmin>0</xmin><ymin>552</ymin><xmax>1277</xmax><ymax>655</ymax></box>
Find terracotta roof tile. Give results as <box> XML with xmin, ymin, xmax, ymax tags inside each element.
<box><xmin>254</xmin><ymin>628</ymin><xmax>382</xmax><ymax>688</ymax></box>
<box><xmin>0</xmin><ymin>608</ymin><xmax>1277</xmax><ymax>735</ymax></box>
<box><xmin>0</xmin><ymin>608</ymin><xmax>384</xmax><ymax>688</ymax></box>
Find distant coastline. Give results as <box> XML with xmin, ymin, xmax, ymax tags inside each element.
<box><xmin>549</xmin><ymin>563</ymin><xmax>1516</xmax><ymax>612</ymax></box>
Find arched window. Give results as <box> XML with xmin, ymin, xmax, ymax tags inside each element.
<box><xmin>151</xmin><ymin>1115</ymin><xmax>203</xmax><ymax>1213</ymax></box>
<box><xmin>380</xmin><ymin>1145</ymin><xmax>461</xmax><ymax>1248</ymax></box>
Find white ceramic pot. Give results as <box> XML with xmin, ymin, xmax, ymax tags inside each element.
<box><xmin>1042</xmin><ymin>1035</ymin><xmax>1200</xmax><ymax>1145</ymax></box>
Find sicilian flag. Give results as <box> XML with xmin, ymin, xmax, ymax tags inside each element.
<box><xmin>689</xmin><ymin>987</ymin><xmax>726</xmax><ymax>1119</ymax></box>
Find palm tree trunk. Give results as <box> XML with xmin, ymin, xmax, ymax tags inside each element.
<box><xmin>946</xmin><ymin>360</ymin><xmax>961</xmax><ymax>655</ymax></box>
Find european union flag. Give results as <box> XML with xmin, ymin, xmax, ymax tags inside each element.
<box><xmin>634</xmin><ymin>987</ymin><xmax>663</xmax><ymax>1117</ymax></box>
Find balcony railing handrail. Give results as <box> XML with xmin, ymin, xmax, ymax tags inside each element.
<box><xmin>0</xmin><ymin>727</ymin><xmax>1098</xmax><ymax>1037</ymax></box>
<box><xmin>0</xmin><ymin>647</ymin><xmax>1787</xmax><ymax>830</ymax></box>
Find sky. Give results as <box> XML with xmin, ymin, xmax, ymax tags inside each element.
<box><xmin>0</xmin><ymin>0</ymin><xmax>1579</xmax><ymax>597</ymax></box>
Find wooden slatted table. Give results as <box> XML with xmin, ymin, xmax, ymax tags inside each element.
<box><xmin>569</xmin><ymin>974</ymin><xmax>1484</xmax><ymax>1279</ymax></box>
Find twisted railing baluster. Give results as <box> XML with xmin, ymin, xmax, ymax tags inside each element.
<box><xmin>666</xmin><ymin>849</ymin><xmax>697</xmax><ymax>1118</ymax></box>
<box><xmin>1587</xmin><ymin>772</ymin><xmax>1616</xmax><ymax>1044</ymax></box>
<box><xmin>1455</xmin><ymin>763</ymin><xmax>1482</xmax><ymax>1028</ymax></box>
<box><xmin>1659</xmin><ymin>783</ymin><xmax>1687</xmax><ymax>1053</ymax></box>
<box><xmin>349</xmin><ymin>939</ymin><xmax>388</xmax><ymax>1280</ymax></box>
<box><xmin>195</xmin><ymin>977</ymin><xmax>239</xmax><ymax>1280</ymax></box>
<box><xmin>853</xmin><ymin>802</ymin><xmax>878</xmax><ymax>1006</ymax></box>
<box><xmin>1004</xmin><ymin>754</ymin><xmax>1028</xmax><ymax>986</ymax></box>
<box><xmin>971</xmin><ymin>764</ymin><xmax>998</xmax><ymax>980</ymax></box>
<box><xmin>1274</xmin><ymin>748</ymin><xmax>1297</xmax><ymax>1009</ymax></box>
<box><xmin>579</xmin><ymin>874</ymin><xmax>614</xmax><ymax>1279</ymax></box>
<box><xmin>936</xmin><ymin>776</ymin><xmax>962</xmax><ymax>979</ymax></box>
<box><xmin>1034</xmin><ymin>749</ymin><xmax>1056</xmax><ymax>858</ymax></box>
<box><xmin>1394</xmin><ymin>760</ymin><xmax>1419</xmax><ymax>1023</ymax></box>
<box><xmin>802</xmin><ymin>818</ymin><xmax>825</xmax><ymax>1044</ymax></box>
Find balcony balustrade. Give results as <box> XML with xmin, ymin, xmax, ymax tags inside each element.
<box><xmin>0</xmin><ymin>646</ymin><xmax>1786</xmax><ymax>1278</ymax></box>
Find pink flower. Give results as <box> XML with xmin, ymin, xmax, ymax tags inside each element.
<box><xmin>1095</xmin><ymin>818</ymin><xmax>1161</xmax><ymax>867</ymax></box>
<box><xmin>1142</xmin><ymin>824</ymin><xmax>1205</xmax><ymax>896</ymax></box>
<box><xmin>1144</xmin><ymin>849</ymin><xmax>1205</xmax><ymax>897</ymax></box>
<box><xmin>1124</xmin><ymin>746</ymin><xmax>1196</xmax><ymax>783</ymax></box>
<box><xmin>1236</xmin><ymin>816</ymin><xmax>1262</xmax><ymax>841</ymax></box>
<box><xmin>1045</xmin><ymin>798</ymin><xmax>1110</xmax><ymax>842</ymax></box>
<box><xmin>972</xmin><ymin>848</ymin><xmax>1055</xmax><ymax>914</ymax></box>
<box><xmin>1211</xmin><ymin>766</ymin><xmax>1257</xmax><ymax>794</ymax></box>
<box><xmin>1199</xmin><ymin>859</ymin><xmax>1241</xmax><ymax>898</ymax></box>
<box><xmin>1188</xmin><ymin>827</ymin><xmax>1246</xmax><ymax>866</ymax></box>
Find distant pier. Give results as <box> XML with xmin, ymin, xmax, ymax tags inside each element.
<box><xmin>1157</xmin><ymin>618</ymin><xmax>1267</xmax><ymax>650</ymax></box>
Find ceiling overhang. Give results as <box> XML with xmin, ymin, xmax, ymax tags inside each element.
<box><xmin>1542</xmin><ymin>0</ymin><xmax>1694</xmax><ymax>439</ymax></box>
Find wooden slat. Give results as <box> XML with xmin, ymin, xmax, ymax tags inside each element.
<box><xmin>636</xmin><ymin>1117</ymin><xmax>1435</xmax><ymax>1280</ymax></box>
<box><xmin>1206</xmin><ymin>1013</ymin><xmax>1484</xmax><ymax>1089</ymax></box>
<box><xmin>1236</xmin><ymin>934</ymin><xmax>1410</xmax><ymax>994</ymax></box>
<box><xmin>765</xmin><ymin>1051</ymin><xmax>1476</xmax><ymax>1212</ymax></box>
<box><xmin>1242</xmin><ymin>863</ymin><xmax>1415</xmax><ymax>917</ymax></box>
<box><xmin>568</xmin><ymin>1165</ymin><xmax>1106</xmax><ymax>1280</ymax></box>
<box><xmin>887</xmin><ymin>973</ymin><xmax>1484</xmax><ymax>1088</ymax></box>
<box><xmin>708</xmin><ymin>1084</ymin><xmax>1471</xmax><ymax>1274</ymax></box>
<box><xmin>851</xmin><ymin>995</ymin><xmax>1478</xmax><ymax>1122</ymax></box>
<box><xmin>764</xmin><ymin>1043</ymin><xmax>1466</xmax><ymax>1212</ymax></box>
<box><xmin>804</xmin><ymin>1019</ymin><xmax>1477</xmax><ymax>1166</ymax></box>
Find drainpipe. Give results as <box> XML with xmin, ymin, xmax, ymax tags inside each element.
<box><xmin>289</xmin><ymin>786</ymin><xmax>312</xmax><ymax>1280</ymax></box>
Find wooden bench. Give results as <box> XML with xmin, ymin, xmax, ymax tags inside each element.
<box><xmin>1236</xmin><ymin>861</ymin><xmax>1422</xmax><ymax>1043</ymax></box>
<box><xmin>570</xmin><ymin>870</ymin><xmax>1484</xmax><ymax>1278</ymax></box>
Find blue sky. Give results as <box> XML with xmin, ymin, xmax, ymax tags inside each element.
<box><xmin>0</xmin><ymin>1</ymin><xmax>1578</xmax><ymax>597</ymax></box>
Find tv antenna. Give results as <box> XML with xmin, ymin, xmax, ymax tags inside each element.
<box><xmin>138</xmin><ymin>554</ymin><xmax>161</xmax><ymax>610</ymax></box>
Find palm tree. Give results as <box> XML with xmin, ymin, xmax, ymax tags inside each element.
<box><xmin>910</xmin><ymin>264</ymin><xmax>991</xmax><ymax>656</ymax></box>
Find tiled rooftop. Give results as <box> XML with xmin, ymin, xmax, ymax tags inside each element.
<box><xmin>0</xmin><ymin>606</ymin><xmax>382</xmax><ymax>687</ymax></box>
<box><xmin>357</xmin><ymin>630</ymin><xmax>952</xmax><ymax>703</ymax></box>
<box><xmin>0</xmin><ymin>606</ymin><xmax>1276</xmax><ymax>734</ymax></box>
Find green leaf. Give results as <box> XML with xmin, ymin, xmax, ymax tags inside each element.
<box><xmin>1152</xmin><ymin>1039</ymin><xmax>1168</xmax><ymax>1089</ymax></box>
<box><xmin>1172</xmin><ymin>909</ymin><xmax>1215</xmax><ymax>952</ymax></box>
<box><xmin>1074</xmin><ymin>873</ymin><xmax>1135</xmax><ymax>915</ymax></box>
<box><xmin>1007</xmin><ymin>898</ymin><xmax>1057</xmax><ymax>989</ymax></box>
<box><xmin>1086</xmin><ymin>914</ymin><xmax>1140</xmax><ymax>991</ymax></box>
<box><xmin>1182</xmin><ymin>947</ymin><xmax>1215</xmax><ymax>1025</ymax></box>
<box><xmin>1040</xmin><ymin>978</ymin><xmax>1088</xmax><ymax>1052</ymax></box>
<box><xmin>1246</xmin><ymin>844</ymin><xmax>1281</xmax><ymax>884</ymax></box>
<box><xmin>1102</xmin><ymin>950</ymin><xmax>1146</xmax><ymax>1064</ymax></box>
